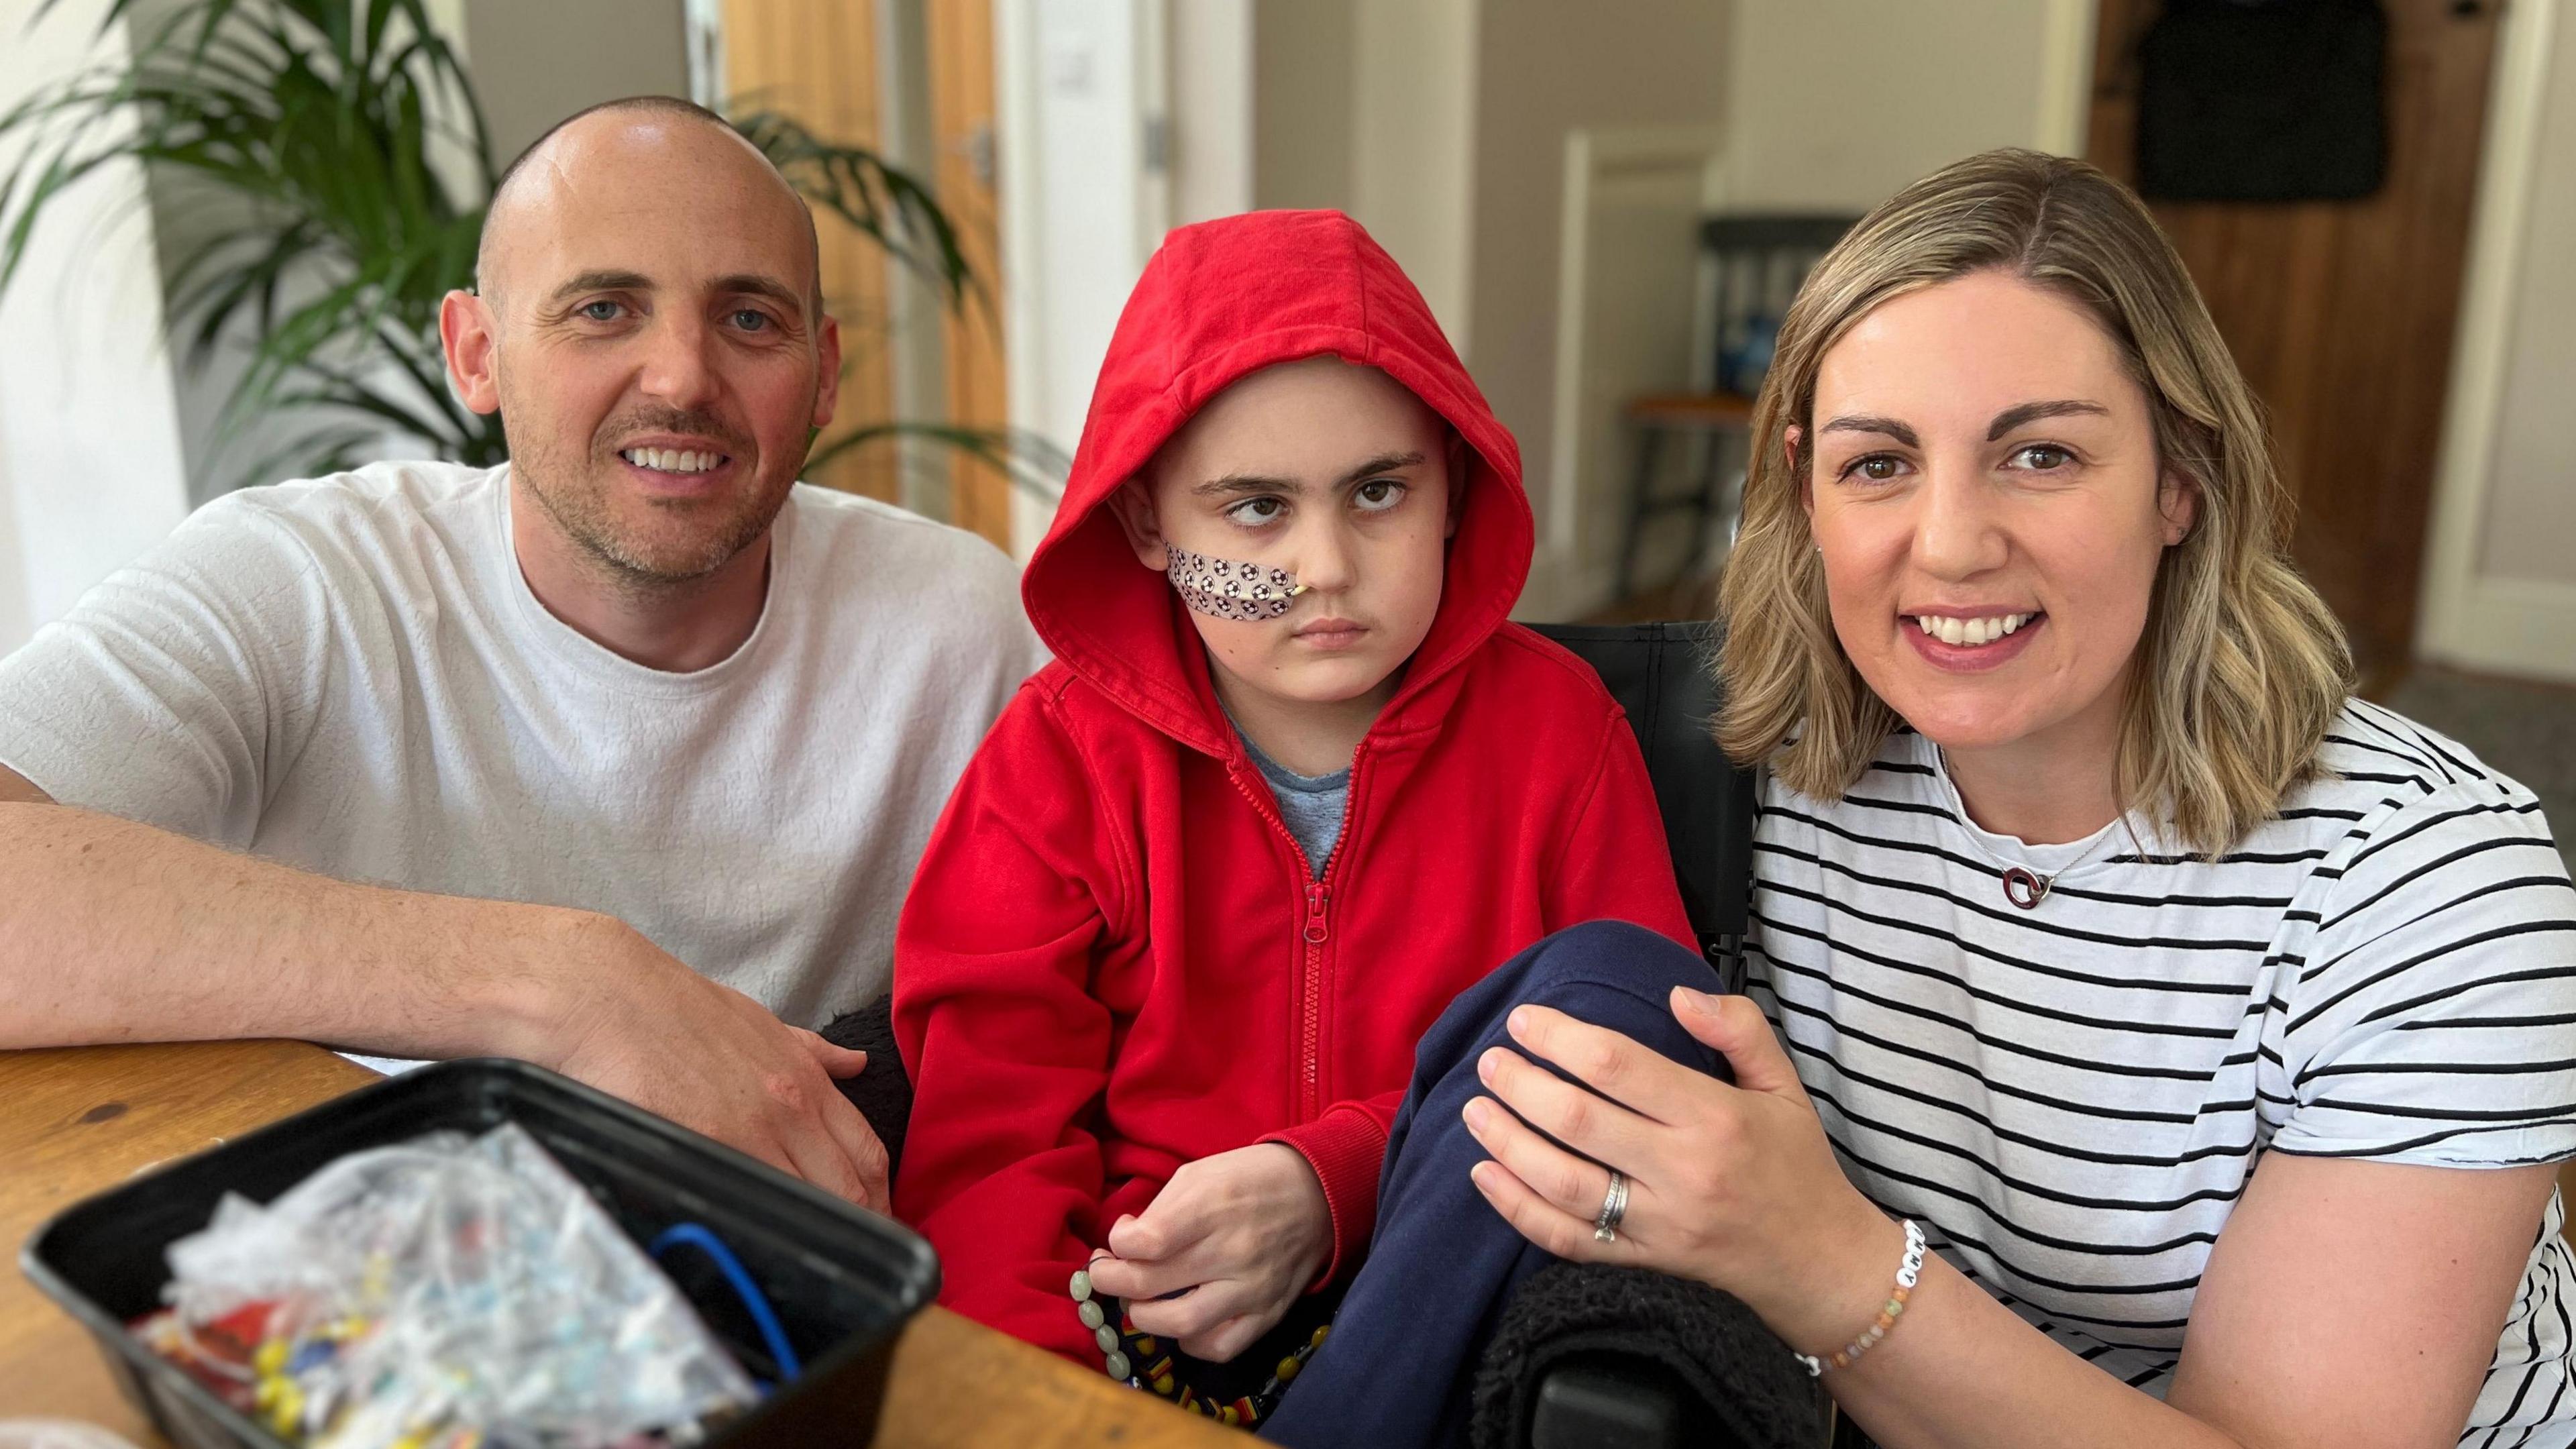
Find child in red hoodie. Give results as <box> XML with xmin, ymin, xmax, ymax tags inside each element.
<box><xmin>893</xmin><ymin>211</ymin><xmax>1714</xmax><ymax>1442</ymax></box>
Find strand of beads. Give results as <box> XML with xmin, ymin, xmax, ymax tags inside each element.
<box><xmin>1795</xmin><ymin>1219</ymin><xmax>1927</xmax><ymax>1377</ymax></box>
<box><xmin>1068</xmin><ymin>1265</ymin><xmax>1333</xmax><ymax>1427</ymax></box>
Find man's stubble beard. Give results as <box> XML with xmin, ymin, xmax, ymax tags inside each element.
<box><xmin>498</xmin><ymin>389</ymin><xmax>806</xmax><ymax>595</ymax></box>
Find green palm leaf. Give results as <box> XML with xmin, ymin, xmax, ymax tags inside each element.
<box><xmin>1</xmin><ymin>0</ymin><xmax>1053</xmax><ymax>503</ymax></box>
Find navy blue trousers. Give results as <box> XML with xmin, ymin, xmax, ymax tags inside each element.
<box><xmin>1261</xmin><ymin>920</ymin><xmax>1726</xmax><ymax>1449</ymax></box>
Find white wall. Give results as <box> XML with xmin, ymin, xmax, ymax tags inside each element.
<box><xmin>1467</xmin><ymin>0</ymin><xmax>1730</xmax><ymax>616</ymax></box>
<box><xmin>1352</xmin><ymin>0</ymin><xmax>1479</xmax><ymax>347</ymax></box>
<box><xmin>1250</xmin><ymin>0</ymin><xmax>1355</xmax><ymax>215</ymax></box>
<box><xmin>1533</xmin><ymin>126</ymin><xmax>1727</xmax><ymax>614</ymax></box>
<box><xmin>463</xmin><ymin>0</ymin><xmax>693</xmax><ymax>163</ymax></box>
<box><xmin>0</xmin><ymin>0</ymin><xmax>194</xmax><ymax>656</ymax></box>
<box><xmin>995</xmin><ymin>0</ymin><xmax>1163</xmax><ymax>555</ymax></box>
<box><xmin>2419</xmin><ymin>0</ymin><xmax>2576</xmax><ymax>683</ymax></box>
<box><xmin>2475</xmin><ymin>7</ymin><xmax>2576</xmax><ymax>591</ymax></box>
<box><xmin>1170</xmin><ymin>0</ymin><xmax>1254</xmax><ymax>224</ymax></box>
<box><xmin>1003</xmin><ymin>0</ymin><xmax>2098</xmax><ymax>602</ymax></box>
<box><xmin>1723</xmin><ymin>0</ymin><xmax>2091</xmax><ymax>211</ymax></box>
<box><xmin>1244</xmin><ymin>0</ymin><xmax>1479</xmax><ymax>342</ymax></box>
<box><xmin>1222</xmin><ymin>0</ymin><xmax>1730</xmax><ymax>615</ymax></box>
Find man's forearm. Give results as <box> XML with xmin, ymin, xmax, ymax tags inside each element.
<box><xmin>0</xmin><ymin>799</ymin><xmax>588</xmax><ymax>1059</ymax></box>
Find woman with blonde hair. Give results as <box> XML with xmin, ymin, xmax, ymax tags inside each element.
<box><xmin>1458</xmin><ymin>150</ymin><xmax>2576</xmax><ymax>1446</ymax></box>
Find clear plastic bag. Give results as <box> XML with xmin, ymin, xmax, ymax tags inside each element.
<box><xmin>155</xmin><ymin>1122</ymin><xmax>757</xmax><ymax>1448</ymax></box>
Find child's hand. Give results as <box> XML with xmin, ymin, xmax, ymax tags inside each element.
<box><xmin>1084</xmin><ymin>1143</ymin><xmax>1331</xmax><ymax>1362</ymax></box>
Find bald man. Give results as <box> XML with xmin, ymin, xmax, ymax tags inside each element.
<box><xmin>0</xmin><ymin>97</ymin><xmax>1044</xmax><ymax>1211</ymax></box>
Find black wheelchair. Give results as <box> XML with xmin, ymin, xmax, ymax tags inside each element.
<box><xmin>831</xmin><ymin>623</ymin><xmax>1817</xmax><ymax>1448</ymax></box>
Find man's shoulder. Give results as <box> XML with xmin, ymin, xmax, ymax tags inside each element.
<box><xmin>185</xmin><ymin>460</ymin><xmax>501</xmax><ymax>560</ymax></box>
<box><xmin>785</xmin><ymin>484</ymin><xmax>1027</xmax><ymax>627</ymax></box>
<box><xmin>206</xmin><ymin>458</ymin><xmax>498</xmax><ymax>517</ymax></box>
<box><xmin>787</xmin><ymin>482</ymin><xmax>1011</xmax><ymax>559</ymax></box>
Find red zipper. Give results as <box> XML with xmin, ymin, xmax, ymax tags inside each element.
<box><xmin>1297</xmin><ymin>751</ymin><xmax>1361</xmax><ymax>1120</ymax></box>
<box><xmin>1226</xmin><ymin>745</ymin><xmax>1362</xmax><ymax>1123</ymax></box>
<box><xmin>1299</xmin><ymin>880</ymin><xmax>1331</xmax><ymax>1118</ymax></box>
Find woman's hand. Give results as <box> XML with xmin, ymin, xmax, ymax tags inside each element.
<box><xmin>1083</xmin><ymin>1142</ymin><xmax>1332</xmax><ymax>1362</ymax></box>
<box><xmin>1464</xmin><ymin>985</ymin><xmax>1900</xmax><ymax>1352</ymax></box>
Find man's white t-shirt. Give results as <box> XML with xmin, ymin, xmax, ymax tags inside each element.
<box><xmin>0</xmin><ymin>461</ymin><xmax>1046</xmax><ymax>1029</ymax></box>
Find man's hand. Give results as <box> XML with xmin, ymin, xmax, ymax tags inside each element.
<box><xmin>0</xmin><ymin>787</ymin><xmax>888</xmax><ymax>1212</ymax></box>
<box><xmin>1083</xmin><ymin>1143</ymin><xmax>1331</xmax><ymax>1362</ymax></box>
<box><xmin>540</xmin><ymin>914</ymin><xmax>890</xmax><ymax>1212</ymax></box>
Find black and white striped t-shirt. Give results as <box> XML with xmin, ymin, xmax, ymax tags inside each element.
<box><xmin>1746</xmin><ymin>700</ymin><xmax>2576</xmax><ymax>1445</ymax></box>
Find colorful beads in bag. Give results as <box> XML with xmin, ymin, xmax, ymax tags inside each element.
<box><xmin>132</xmin><ymin>1124</ymin><xmax>756</xmax><ymax>1446</ymax></box>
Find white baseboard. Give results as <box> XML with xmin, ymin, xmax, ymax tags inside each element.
<box><xmin>2422</xmin><ymin>576</ymin><xmax>2576</xmax><ymax>685</ymax></box>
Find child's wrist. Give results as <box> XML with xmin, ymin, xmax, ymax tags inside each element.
<box><xmin>1250</xmin><ymin>1142</ymin><xmax>1334</xmax><ymax>1285</ymax></box>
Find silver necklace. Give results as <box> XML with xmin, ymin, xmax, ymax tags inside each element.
<box><xmin>2008</xmin><ymin>842</ymin><xmax>2107</xmax><ymax>907</ymax></box>
<box><xmin>1937</xmin><ymin>752</ymin><xmax>2126</xmax><ymax>909</ymax></box>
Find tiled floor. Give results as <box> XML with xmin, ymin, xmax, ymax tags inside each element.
<box><xmin>2363</xmin><ymin>666</ymin><xmax>2576</xmax><ymax>1230</ymax></box>
<box><xmin>2381</xmin><ymin>665</ymin><xmax>2576</xmax><ymax>871</ymax></box>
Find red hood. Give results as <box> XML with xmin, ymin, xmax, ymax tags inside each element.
<box><xmin>1022</xmin><ymin>209</ymin><xmax>1534</xmax><ymax>756</ymax></box>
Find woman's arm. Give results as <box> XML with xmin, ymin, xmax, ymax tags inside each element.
<box><xmin>2166</xmin><ymin>1155</ymin><xmax>2551</xmax><ymax>1446</ymax></box>
<box><xmin>1822</xmin><ymin>1154</ymin><xmax>2551</xmax><ymax>1449</ymax></box>
<box><xmin>1464</xmin><ymin>990</ymin><xmax>2555</xmax><ymax>1449</ymax></box>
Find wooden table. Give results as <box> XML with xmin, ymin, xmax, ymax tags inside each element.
<box><xmin>0</xmin><ymin>1041</ymin><xmax>1232</xmax><ymax>1447</ymax></box>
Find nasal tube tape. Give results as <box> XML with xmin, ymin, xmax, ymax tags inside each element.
<box><xmin>1166</xmin><ymin>545</ymin><xmax>1308</xmax><ymax>622</ymax></box>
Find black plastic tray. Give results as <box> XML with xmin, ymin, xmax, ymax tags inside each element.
<box><xmin>19</xmin><ymin>1057</ymin><xmax>938</xmax><ymax>1448</ymax></box>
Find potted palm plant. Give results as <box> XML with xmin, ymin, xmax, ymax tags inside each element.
<box><xmin>0</xmin><ymin>0</ymin><xmax>1047</xmax><ymax>498</ymax></box>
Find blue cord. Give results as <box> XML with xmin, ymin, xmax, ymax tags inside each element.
<box><xmin>649</xmin><ymin>1222</ymin><xmax>802</xmax><ymax>1383</ymax></box>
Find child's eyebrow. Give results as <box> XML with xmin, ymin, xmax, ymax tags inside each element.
<box><xmin>1189</xmin><ymin>450</ymin><xmax>1430</xmax><ymax>498</ymax></box>
<box><xmin>1193</xmin><ymin>473</ymin><xmax>1296</xmax><ymax>497</ymax></box>
<box><xmin>1337</xmin><ymin>451</ymin><xmax>1428</xmax><ymax>485</ymax></box>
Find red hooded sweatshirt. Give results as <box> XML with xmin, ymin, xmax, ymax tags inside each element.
<box><xmin>891</xmin><ymin>209</ymin><xmax>1692</xmax><ymax>1361</ymax></box>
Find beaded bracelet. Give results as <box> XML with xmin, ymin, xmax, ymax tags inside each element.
<box><xmin>1794</xmin><ymin>1218</ymin><xmax>1926</xmax><ymax>1377</ymax></box>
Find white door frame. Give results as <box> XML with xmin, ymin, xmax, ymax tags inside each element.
<box><xmin>992</xmin><ymin>0</ymin><xmax>1167</xmax><ymax>557</ymax></box>
<box><xmin>1530</xmin><ymin>125</ymin><xmax>1725</xmax><ymax>619</ymax></box>
<box><xmin>2415</xmin><ymin>0</ymin><xmax>2576</xmax><ymax>682</ymax></box>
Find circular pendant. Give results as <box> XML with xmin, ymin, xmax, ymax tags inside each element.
<box><xmin>2002</xmin><ymin>866</ymin><xmax>2049</xmax><ymax>910</ymax></box>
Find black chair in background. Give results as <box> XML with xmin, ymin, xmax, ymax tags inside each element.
<box><xmin>1510</xmin><ymin>624</ymin><xmax>1808</xmax><ymax>1448</ymax></box>
<box><xmin>1532</xmin><ymin>621</ymin><xmax>1755</xmax><ymax>991</ymax></box>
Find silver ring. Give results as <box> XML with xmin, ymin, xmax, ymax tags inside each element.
<box><xmin>1593</xmin><ymin>1168</ymin><xmax>1629</xmax><ymax>1243</ymax></box>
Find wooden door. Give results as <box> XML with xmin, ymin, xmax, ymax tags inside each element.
<box><xmin>724</xmin><ymin>0</ymin><xmax>900</xmax><ymax>503</ymax></box>
<box><xmin>722</xmin><ymin>0</ymin><xmax>1010</xmax><ymax>545</ymax></box>
<box><xmin>926</xmin><ymin>0</ymin><xmax>1012</xmax><ymax>549</ymax></box>
<box><xmin>2086</xmin><ymin>0</ymin><xmax>2503</xmax><ymax>684</ymax></box>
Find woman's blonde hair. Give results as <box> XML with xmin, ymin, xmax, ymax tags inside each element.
<box><xmin>1715</xmin><ymin>148</ymin><xmax>2352</xmax><ymax>855</ymax></box>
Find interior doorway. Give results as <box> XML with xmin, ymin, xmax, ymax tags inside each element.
<box><xmin>2086</xmin><ymin>0</ymin><xmax>2505</xmax><ymax>686</ymax></box>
